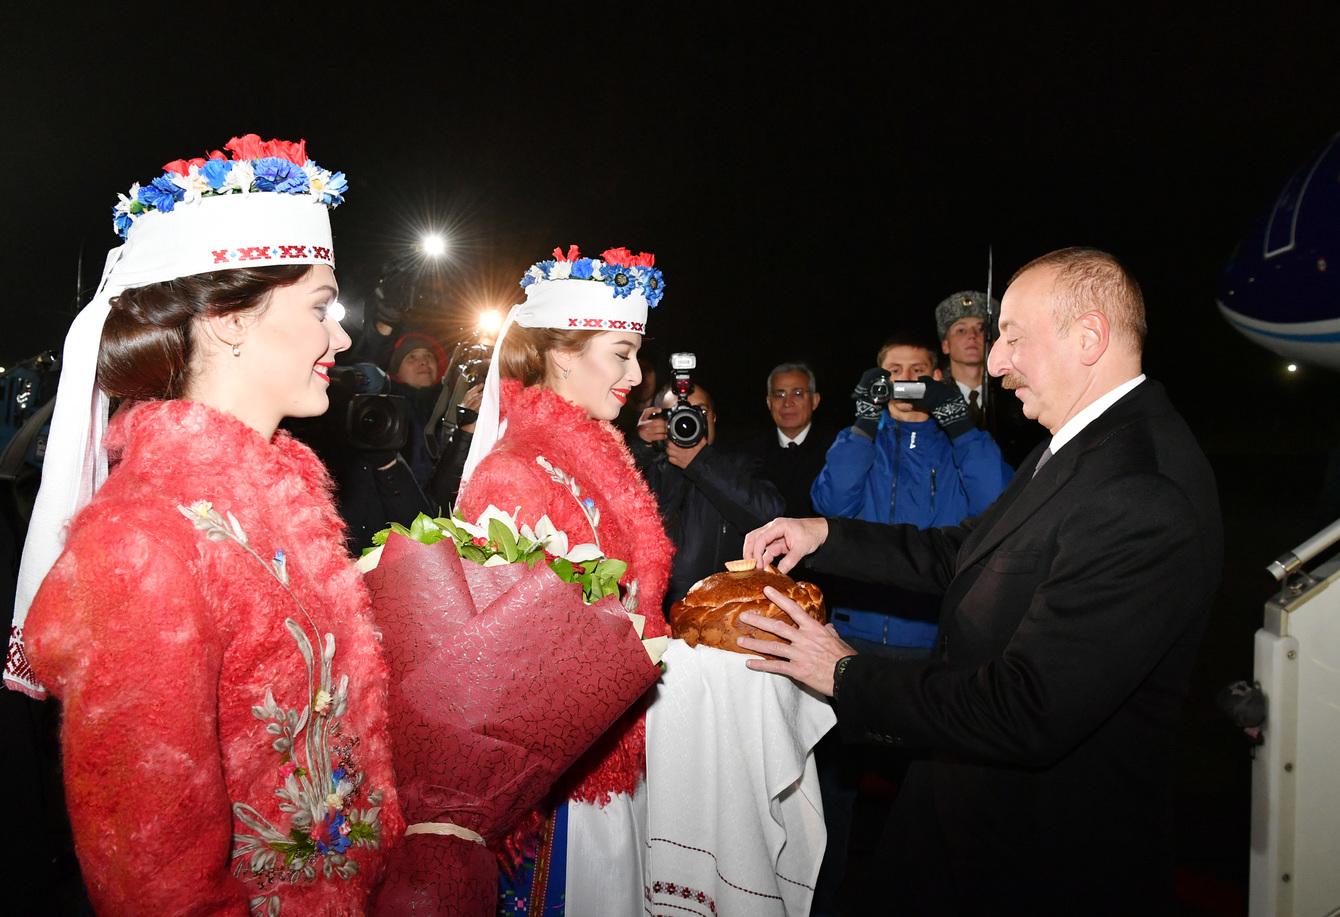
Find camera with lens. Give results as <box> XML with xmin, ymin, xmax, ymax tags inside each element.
<box><xmin>333</xmin><ymin>364</ymin><xmax>412</xmax><ymax>452</ymax></box>
<box><xmin>652</xmin><ymin>352</ymin><xmax>708</xmax><ymax>448</ymax></box>
<box><xmin>287</xmin><ymin>362</ymin><xmax>411</xmax><ymax>459</ymax></box>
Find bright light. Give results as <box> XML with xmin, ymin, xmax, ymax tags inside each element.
<box><xmin>1287</xmin><ymin>363</ymin><xmax>1298</xmax><ymax>373</ymax></box>
<box><xmin>329</xmin><ymin>300</ymin><xmax>347</xmax><ymax>323</ymax></box>
<box><xmin>477</xmin><ymin>310</ymin><xmax>503</xmax><ymax>335</ymax></box>
<box><xmin>420</xmin><ymin>233</ymin><xmax>447</xmax><ymax>257</ymax></box>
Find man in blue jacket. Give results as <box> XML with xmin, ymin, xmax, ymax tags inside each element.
<box><xmin>812</xmin><ymin>331</ymin><xmax>1013</xmax><ymax>652</ymax></box>
<box><xmin>808</xmin><ymin>330</ymin><xmax>1011</xmax><ymax>915</ymax></box>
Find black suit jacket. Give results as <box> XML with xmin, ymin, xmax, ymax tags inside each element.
<box><xmin>809</xmin><ymin>379</ymin><xmax>1222</xmax><ymax>916</ymax></box>
<box><xmin>735</xmin><ymin>424</ymin><xmax>837</xmax><ymax>518</ymax></box>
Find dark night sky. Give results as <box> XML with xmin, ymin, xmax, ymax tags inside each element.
<box><xmin>6</xmin><ymin>3</ymin><xmax>1340</xmax><ymax>451</ymax></box>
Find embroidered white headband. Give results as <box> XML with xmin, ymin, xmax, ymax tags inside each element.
<box><xmin>462</xmin><ymin>247</ymin><xmax>663</xmax><ymax>484</ymax></box>
<box><xmin>5</xmin><ymin>138</ymin><xmax>342</xmax><ymax>698</ymax></box>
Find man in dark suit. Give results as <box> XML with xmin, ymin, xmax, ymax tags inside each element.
<box><xmin>738</xmin><ymin>248</ymin><xmax>1223</xmax><ymax>916</ymax></box>
<box><xmin>736</xmin><ymin>362</ymin><xmax>833</xmax><ymax>518</ymax></box>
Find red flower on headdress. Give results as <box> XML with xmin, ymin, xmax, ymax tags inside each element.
<box><xmin>601</xmin><ymin>247</ymin><xmax>633</xmax><ymax>266</ymax></box>
<box><xmin>224</xmin><ymin>135</ymin><xmax>308</xmax><ymax>165</ymax></box>
<box><xmin>552</xmin><ymin>245</ymin><xmax>581</xmax><ymax>262</ymax></box>
<box><xmin>162</xmin><ymin>157</ymin><xmax>210</xmax><ymax>176</ymax></box>
<box><xmin>627</xmin><ymin>252</ymin><xmax>655</xmax><ymax>268</ymax></box>
<box><xmin>264</xmin><ymin>138</ymin><xmax>308</xmax><ymax>165</ymax></box>
<box><xmin>225</xmin><ymin>134</ymin><xmax>268</xmax><ymax>161</ymax></box>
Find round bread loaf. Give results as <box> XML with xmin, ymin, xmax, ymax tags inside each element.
<box><xmin>670</xmin><ymin>565</ymin><xmax>826</xmax><ymax>657</ymax></box>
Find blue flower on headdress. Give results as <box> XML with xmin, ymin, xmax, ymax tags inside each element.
<box><xmin>137</xmin><ymin>176</ymin><xmax>185</xmax><ymax>213</ymax></box>
<box><xmin>319</xmin><ymin>170</ymin><xmax>348</xmax><ymax>205</ymax></box>
<box><xmin>200</xmin><ymin>159</ymin><xmax>233</xmax><ymax>191</ymax></box>
<box><xmin>604</xmin><ymin>266</ymin><xmax>636</xmax><ymax>298</ymax></box>
<box><xmin>253</xmin><ymin>157</ymin><xmax>310</xmax><ymax>193</ymax></box>
<box><xmin>112</xmin><ymin>208</ymin><xmax>133</xmax><ymax>237</ymax></box>
<box><xmin>640</xmin><ymin>268</ymin><xmax>666</xmax><ymax>307</ymax></box>
<box><xmin>571</xmin><ymin>258</ymin><xmax>595</xmax><ymax>280</ymax></box>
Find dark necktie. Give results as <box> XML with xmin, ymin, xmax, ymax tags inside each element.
<box><xmin>786</xmin><ymin>441</ymin><xmax>797</xmax><ymax>449</ymax></box>
<box><xmin>967</xmin><ymin>389</ymin><xmax>982</xmax><ymax>424</ymax></box>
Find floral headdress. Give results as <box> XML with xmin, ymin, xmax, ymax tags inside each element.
<box><xmin>6</xmin><ymin>135</ymin><xmax>345</xmax><ymax>699</ymax></box>
<box><xmin>521</xmin><ymin>246</ymin><xmax>666</xmax><ymax>309</ymax></box>
<box><xmin>113</xmin><ymin>134</ymin><xmax>347</xmax><ymax>239</ymax></box>
<box><xmin>461</xmin><ymin>245</ymin><xmax>665</xmax><ymax>485</ymax></box>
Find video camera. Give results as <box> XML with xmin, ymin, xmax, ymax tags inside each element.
<box><xmin>868</xmin><ymin>377</ymin><xmax>926</xmax><ymax>405</ymax></box>
<box><xmin>652</xmin><ymin>352</ymin><xmax>708</xmax><ymax>448</ymax></box>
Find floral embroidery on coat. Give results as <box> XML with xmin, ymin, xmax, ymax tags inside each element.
<box><xmin>180</xmin><ymin>501</ymin><xmax>387</xmax><ymax>915</ymax></box>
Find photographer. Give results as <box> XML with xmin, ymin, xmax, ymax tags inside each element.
<box><xmin>320</xmin><ymin>328</ymin><xmax>482</xmax><ymax>554</ymax></box>
<box><xmin>631</xmin><ymin>375</ymin><xmax>784</xmax><ymax>618</ymax></box>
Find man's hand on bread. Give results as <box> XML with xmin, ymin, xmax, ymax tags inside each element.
<box><xmin>743</xmin><ymin>517</ymin><xmax>829</xmax><ymax>575</ymax></box>
<box><xmin>737</xmin><ymin>586</ymin><xmax>855</xmax><ymax>696</ymax></box>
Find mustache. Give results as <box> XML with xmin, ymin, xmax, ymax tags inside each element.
<box><xmin>1000</xmin><ymin>373</ymin><xmax>1026</xmax><ymax>390</ymax></box>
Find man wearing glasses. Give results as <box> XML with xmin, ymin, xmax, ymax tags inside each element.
<box><xmin>738</xmin><ymin>363</ymin><xmax>834</xmax><ymax>518</ymax></box>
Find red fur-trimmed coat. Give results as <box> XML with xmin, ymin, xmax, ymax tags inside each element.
<box><xmin>457</xmin><ymin>380</ymin><xmax>672</xmax><ymax>805</ymax></box>
<box><xmin>26</xmin><ymin>400</ymin><xmax>405</xmax><ymax>917</ymax></box>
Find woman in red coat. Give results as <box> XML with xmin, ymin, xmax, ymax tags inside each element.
<box><xmin>6</xmin><ymin>137</ymin><xmax>404</xmax><ymax>916</ymax></box>
<box><xmin>455</xmin><ymin>247</ymin><xmax>672</xmax><ymax>915</ymax></box>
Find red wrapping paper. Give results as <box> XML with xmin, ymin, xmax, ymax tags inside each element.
<box><xmin>365</xmin><ymin>533</ymin><xmax>660</xmax><ymax>916</ymax></box>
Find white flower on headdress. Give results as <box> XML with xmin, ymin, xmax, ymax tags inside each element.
<box><xmin>548</xmin><ymin>260</ymin><xmax>572</xmax><ymax>280</ymax></box>
<box><xmin>525</xmin><ymin>264</ymin><xmax>546</xmax><ymax>284</ymax></box>
<box><xmin>223</xmin><ymin>160</ymin><xmax>255</xmax><ymax>194</ymax></box>
<box><xmin>589</xmin><ymin>260</ymin><xmax>605</xmax><ymax>280</ymax></box>
<box><xmin>167</xmin><ymin>166</ymin><xmax>210</xmax><ymax>204</ymax></box>
<box><xmin>303</xmin><ymin>162</ymin><xmax>331</xmax><ymax>198</ymax></box>
<box><xmin>114</xmin><ymin>184</ymin><xmax>141</xmax><ymax>219</ymax></box>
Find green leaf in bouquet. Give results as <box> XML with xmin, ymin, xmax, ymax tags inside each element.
<box><xmin>371</xmin><ymin>521</ymin><xmax>413</xmax><ymax>547</ymax></box>
<box><xmin>434</xmin><ymin>515</ymin><xmax>470</xmax><ymax>546</ymax></box>
<box><xmin>459</xmin><ymin>543</ymin><xmax>491</xmax><ymax>564</ymax></box>
<box><xmin>549</xmin><ymin>557</ymin><xmax>577</xmax><ymax>582</ymax></box>
<box><xmin>488</xmin><ymin>518</ymin><xmax>520</xmax><ymax>562</ymax></box>
<box><xmin>408</xmin><ymin>513</ymin><xmax>450</xmax><ymax>545</ymax></box>
<box><xmin>593</xmin><ymin>558</ymin><xmax>628</xmax><ymax>582</ymax></box>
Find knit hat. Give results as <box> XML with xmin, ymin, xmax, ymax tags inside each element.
<box><xmin>935</xmin><ymin>290</ymin><xmax>999</xmax><ymax>340</ymax></box>
<box><xmin>389</xmin><ymin>332</ymin><xmax>449</xmax><ymax>384</ymax></box>
<box><xmin>6</xmin><ymin>136</ymin><xmax>347</xmax><ymax>699</ymax></box>
<box><xmin>461</xmin><ymin>246</ymin><xmax>664</xmax><ymax>483</ymax></box>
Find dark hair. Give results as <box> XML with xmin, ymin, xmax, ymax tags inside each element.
<box><xmin>497</xmin><ymin>326</ymin><xmax>605</xmax><ymax>387</ymax></box>
<box><xmin>97</xmin><ymin>265</ymin><xmax>313</xmax><ymax>400</ymax></box>
<box><xmin>875</xmin><ymin>332</ymin><xmax>938</xmax><ymax>368</ymax></box>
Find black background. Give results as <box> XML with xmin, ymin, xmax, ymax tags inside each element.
<box><xmin>7</xmin><ymin>4</ymin><xmax>1340</xmax><ymax>908</ymax></box>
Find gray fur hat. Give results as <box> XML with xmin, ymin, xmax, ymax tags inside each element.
<box><xmin>935</xmin><ymin>290</ymin><xmax>999</xmax><ymax>340</ymax></box>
